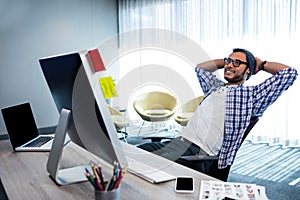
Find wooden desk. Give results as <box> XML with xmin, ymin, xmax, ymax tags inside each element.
<box><xmin>0</xmin><ymin>139</ymin><xmax>217</xmax><ymax>200</ymax></box>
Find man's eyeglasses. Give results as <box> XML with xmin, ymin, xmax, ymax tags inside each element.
<box><xmin>224</xmin><ymin>58</ymin><xmax>248</xmax><ymax>67</ymax></box>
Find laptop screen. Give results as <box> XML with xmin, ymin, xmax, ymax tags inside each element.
<box><xmin>1</xmin><ymin>102</ymin><xmax>39</xmax><ymax>149</ymax></box>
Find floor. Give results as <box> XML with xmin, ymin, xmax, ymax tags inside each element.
<box><xmin>228</xmin><ymin>140</ymin><xmax>300</xmax><ymax>200</ymax></box>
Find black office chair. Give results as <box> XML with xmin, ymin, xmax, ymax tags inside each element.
<box><xmin>137</xmin><ymin>116</ymin><xmax>259</xmax><ymax>181</ymax></box>
<box><xmin>180</xmin><ymin>116</ymin><xmax>259</xmax><ymax>181</ymax></box>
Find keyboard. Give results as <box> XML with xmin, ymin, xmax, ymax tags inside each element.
<box><xmin>24</xmin><ymin>136</ymin><xmax>53</xmax><ymax>147</ymax></box>
<box><xmin>126</xmin><ymin>157</ymin><xmax>176</xmax><ymax>183</ymax></box>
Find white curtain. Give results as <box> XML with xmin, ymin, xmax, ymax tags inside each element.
<box><xmin>118</xmin><ymin>0</ymin><xmax>300</xmax><ymax>147</ymax></box>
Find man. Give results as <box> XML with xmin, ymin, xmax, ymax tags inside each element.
<box><xmin>139</xmin><ymin>48</ymin><xmax>297</xmax><ymax>181</ymax></box>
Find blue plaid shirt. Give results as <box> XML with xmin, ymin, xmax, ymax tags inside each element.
<box><xmin>195</xmin><ymin>67</ymin><xmax>298</xmax><ymax>168</ymax></box>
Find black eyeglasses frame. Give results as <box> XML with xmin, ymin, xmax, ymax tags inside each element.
<box><xmin>224</xmin><ymin>57</ymin><xmax>248</xmax><ymax>67</ymax></box>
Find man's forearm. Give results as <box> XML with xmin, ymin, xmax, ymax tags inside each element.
<box><xmin>196</xmin><ymin>59</ymin><xmax>224</xmax><ymax>72</ymax></box>
<box><xmin>261</xmin><ymin>61</ymin><xmax>290</xmax><ymax>75</ymax></box>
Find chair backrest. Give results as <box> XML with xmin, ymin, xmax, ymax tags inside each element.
<box><xmin>108</xmin><ymin>105</ymin><xmax>123</xmax><ymax>116</ymax></box>
<box><xmin>174</xmin><ymin>96</ymin><xmax>204</xmax><ymax>126</ymax></box>
<box><xmin>133</xmin><ymin>91</ymin><xmax>177</xmax><ymax>110</ymax></box>
<box><xmin>179</xmin><ymin>96</ymin><xmax>204</xmax><ymax>113</ymax></box>
<box><xmin>242</xmin><ymin>116</ymin><xmax>259</xmax><ymax>143</ymax></box>
<box><xmin>107</xmin><ymin>105</ymin><xmax>128</xmax><ymax>131</ymax></box>
<box><xmin>133</xmin><ymin>91</ymin><xmax>177</xmax><ymax>122</ymax></box>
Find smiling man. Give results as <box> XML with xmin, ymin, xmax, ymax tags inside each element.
<box><xmin>139</xmin><ymin>48</ymin><xmax>298</xmax><ymax>181</ymax></box>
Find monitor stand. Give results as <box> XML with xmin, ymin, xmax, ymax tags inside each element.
<box><xmin>46</xmin><ymin>108</ymin><xmax>88</xmax><ymax>185</ymax></box>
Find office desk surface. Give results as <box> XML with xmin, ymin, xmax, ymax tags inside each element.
<box><xmin>0</xmin><ymin>139</ymin><xmax>217</xmax><ymax>200</ymax></box>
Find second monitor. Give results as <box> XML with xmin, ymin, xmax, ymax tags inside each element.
<box><xmin>39</xmin><ymin>52</ymin><xmax>128</xmax><ymax>184</ymax></box>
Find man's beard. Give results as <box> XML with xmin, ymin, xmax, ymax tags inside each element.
<box><xmin>224</xmin><ymin>67</ymin><xmax>248</xmax><ymax>83</ymax></box>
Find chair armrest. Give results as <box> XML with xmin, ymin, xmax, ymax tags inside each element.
<box><xmin>180</xmin><ymin>154</ymin><xmax>219</xmax><ymax>161</ymax></box>
<box><xmin>142</xmin><ymin>136</ymin><xmax>174</xmax><ymax>142</ymax></box>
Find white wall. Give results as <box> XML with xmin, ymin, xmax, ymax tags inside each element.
<box><xmin>0</xmin><ymin>0</ymin><xmax>118</xmax><ymax>134</ymax></box>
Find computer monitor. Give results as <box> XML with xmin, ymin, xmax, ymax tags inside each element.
<box><xmin>39</xmin><ymin>52</ymin><xmax>127</xmax><ymax>185</ymax></box>
<box><xmin>39</xmin><ymin>53</ymin><xmax>84</xmax><ymax>148</ymax></box>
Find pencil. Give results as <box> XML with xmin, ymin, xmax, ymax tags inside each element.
<box><xmin>94</xmin><ymin>177</ymin><xmax>104</xmax><ymax>191</ymax></box>
<box><xmin>114</xmin><ymin>161</ymin><xmax>119</xmax><ymax>180</ymax></box>
<box><xmin>112</xmin><ymin>173</ymin><xmax>123</xmax><ymax>190</ymax></box>
<box><xmin>85</xmin><ymin>173</ymin><xmax>96</xmax><ymax>189</ymax></box>
<box><xmin>96</xmin><ymin>164</ymin><xmax>106</xmax><ymax>190</ymax></box>
<box><xmin>91</xmin><ymin>163</ymin><xmax>104</xmax><ymax>191</ymax></box>
<box><xmin>85</xmin><ymin>167</ymin><xmax>92</xmax><ymax>176</ymax></box>
<box><xmin>107</xmin><ymin>174</ymin><xmax>117</xmax><ymax>191</ymax></box>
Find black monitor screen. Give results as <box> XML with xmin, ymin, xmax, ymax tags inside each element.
<box><xmin>40</xmin><ymin>53</ymin><xmax>81</xmax><ymax>112</ymax></box>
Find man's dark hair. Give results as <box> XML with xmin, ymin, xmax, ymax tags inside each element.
<box><xmin>233</xmin><ymin>48</ymin><xmax>256</xmax><ymax>80</ymax></box>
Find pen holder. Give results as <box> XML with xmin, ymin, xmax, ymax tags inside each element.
<box><xmin>95</xmin><ymin>187</ymin><xmax>120</xmax><ymax>200</ymax></box>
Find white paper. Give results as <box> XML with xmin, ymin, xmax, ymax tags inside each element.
<box><xmin>199</xmin><ymin>181</ymin><xmax>269</xmax><ymax>200</ymax></box>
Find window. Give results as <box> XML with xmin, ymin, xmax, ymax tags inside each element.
<box><xmin>117</xmin><ymin>0</ymin><xmax>300</xmax><ymax>146</ymax></box>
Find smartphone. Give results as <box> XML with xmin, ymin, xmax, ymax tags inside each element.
<box><xmin>175</xmin><ymin>176</ymin><xmax>194</xmax><ymax>193</ymax></box>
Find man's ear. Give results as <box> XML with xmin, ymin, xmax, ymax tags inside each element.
<box><xmin>246</xmin><ymin>68</ymin><xmax>251</xmax><ymax>78</ymax></box>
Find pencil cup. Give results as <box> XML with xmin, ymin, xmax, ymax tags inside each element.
<box><xmin>95</xmin><ymin>188</ymin><xmax>120</xmax><ymax>200</ymax></box>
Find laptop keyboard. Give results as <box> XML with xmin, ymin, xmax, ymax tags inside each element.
<box><xmin>24</xmin><ymin>136</ymin><xmax>53</xmax><ymax>147</ymax></box>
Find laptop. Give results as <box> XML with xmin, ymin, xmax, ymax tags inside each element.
<box><xmin>1</xmin><ymin>102</ymin><xmax>56</xmax><ymax>152</ymax></box>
